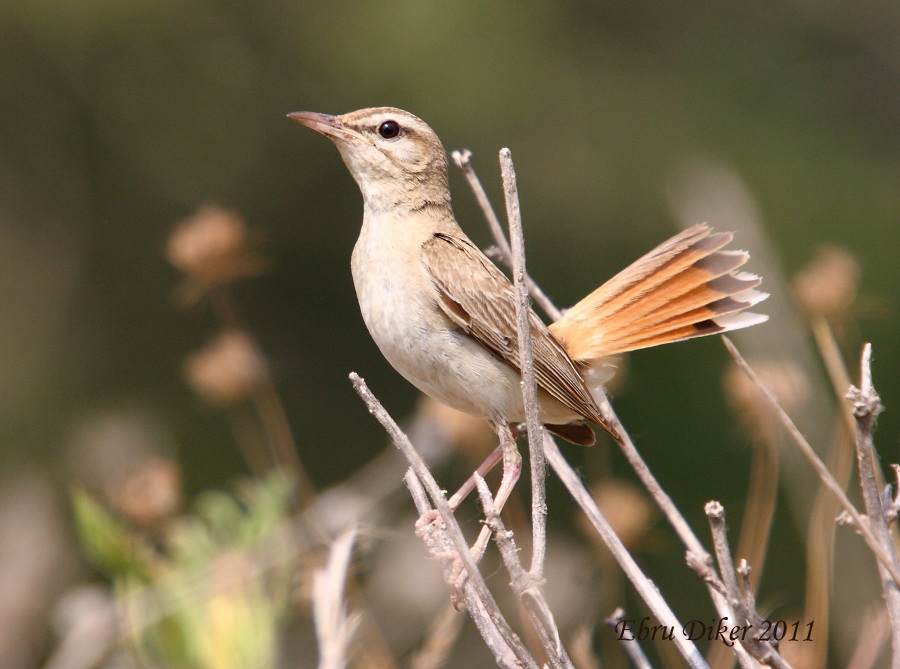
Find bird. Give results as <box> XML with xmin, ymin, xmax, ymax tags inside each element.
<box><xmin>288</xmin><ymin>106</ymin><xmax>768</xmax><ymax>453</ymax></box>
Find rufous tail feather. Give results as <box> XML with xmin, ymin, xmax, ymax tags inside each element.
<box><xmin>548</xmin><ymin>224</ymin><xmax>768</xmax><ymax>363</ymax></box>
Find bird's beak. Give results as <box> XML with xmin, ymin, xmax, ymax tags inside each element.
<box><xmin>287</xmin><ymin>111</ymin><xmax>373</xmax><ymax>145</ymax></box>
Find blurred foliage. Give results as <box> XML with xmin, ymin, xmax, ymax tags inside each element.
<box><xmin>72</xmin><ymin>474</ymin><xmax>293</xmax><ymax>669</ymax></box>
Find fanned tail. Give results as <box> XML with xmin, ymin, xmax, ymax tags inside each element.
<box><xmin>548</xmin><ymin>224</ymin><xmax>768</xmax><ymax>363</ymax></box>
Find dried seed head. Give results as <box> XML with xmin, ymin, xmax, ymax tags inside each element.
<box><xmin>792</xmin><ymin>246</ymin><xmax>859</xmax><ymax>319</ymax></box>
<box><xmin>167</xmin><ymin>206</ymin><xmax>265</xmax><ymax>302</ymax></box>
<box><xmin>109</xmin><ymin>457</ymin><xmax>181</xmax><ymax>526</ymax></box>
<box><xmin>723</xmin><ymin>359</ymin><xmax>809</xmax><ymax>440</ymax></box>
<box><xmin>184</xmin><ymin>330</ymin><xmax>268</xmax><ymax>406</ymax></box>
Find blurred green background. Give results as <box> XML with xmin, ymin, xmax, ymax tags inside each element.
<box><xmin>0</xmin><ymin>0</ymin><xmax>897</xmax><ymax>666</ymax></box>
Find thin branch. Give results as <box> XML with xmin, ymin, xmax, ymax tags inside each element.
<box><xmin>351</xmin><ymin>373</ymin><xmax>539</xmax><ymax>669</ymax></box>
<box><xmin>313</xmin><ymin>527</ymin><xmax>360</xmax><ymax>669</ymax></box>
<box><xmin>705</xmin><ymin>502</ymin><xmax>742</xmax><ymax>608</ymax></box>
<box><xmin>702</xmin><ymin>507</ymin><xmax>761</xmax><ymax>669</ymax></box>
<box><xmin>810</xmin><ymin>316</ymin><xmax>858</xmax><ymax>439</ymax></box>
<box><xmin>605</xmin><ymin>609</ymin><xmax>654</xmax><ymax>669</ymax></box>
<box><xmin>475</xmin><ymin>475</ymin><xmax>573</xmax><ymax>669</ymax></box>
<box><xmin>735</xmin><ymin>561</ymin><xmax>763</xmax><ymax>632</ymax></box>
<box><xmin>846</xmin><ymin>608</ymin><xmax>891</xmax><ymax>669</ymax></box>
<box><xmin>499</xmin><ymin>147</ymin><xmax>547</xmax><ymax>580</ymax></box>
<box><xmin>705</xmin><ymin>503</ymin><xmax>793</xmax><ymax>669</ymax></box>
<box><xmin>542</xmin><ymin>433</ymin><xmax>710</xmax><ymax>669</ymax></box>
<box><xmin>723</xmin><ymin>337</ymin><xmax>900</xmax><ymax>586</ymax></box>
<box><xmin>410</xmin><ymin>603</ymin><xmax>466</xmax><ymax>669</ymax></box>
<box><xmin>403</xmin><ymin>471</ymin><xmax>531</xmax><ymax>669</ymax></box>
<box><xmin>451</xmin><ymin>149</ymin><xmax>559</xmax><ymax>318</ymax></box>
<box><xmin>846</xmin><ymin>344</ymin><xmax>900</xmax><ymax>665</ymax></box>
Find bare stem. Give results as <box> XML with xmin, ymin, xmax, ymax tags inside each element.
<box><xmin>350</xmin><ymin>373</ymin><xmax>538</xmax><ymax>669</ymax></box>
<box><xmin>846</xmin><ymin>344</ymin><xmax>900</xmax><ymax>666</ymax></box>
<box><xmin>403</xmin><ymin>471</ymin><xmax>532</xmax><ymax>669</ymax></box>
<box><xmin>605</xmin><ymin>609</ymin><xmax>654</xmax><ymax>669</ymax></box>
<box><xmin>475</xmin><ymin>475</ymin><xmax>572</xmax><ymax>669</ymax></box>
<box><xmin>452</xmin><ymin>149</ymin><xmax>559</xmax><ymax>319</ymax></box>
<box><xmin>704</xmin><ymin>503</ymin><xmax>793</xmax><ymax>669</ymax></box>
<box><xmin>810</xmin><ymin>316</ymin><xmax>858</xmax><ymax>438</ymax></box>
<box><xmin>705</xmin><ymin>502</ymin><xmax>742</xmax><ymax>608</ymax></box>
<box><xmin>499</xmin><ymin>147</ymin><xmax>547</xmax><ymax>580</ymax></box>
<box><xmin>542</xmin><ymin>432</ymin><xmax>710</xmax><ymax>669</ymax></box>
<box><xmin>723</xmin><ymin>336</ymin><xmax>900</xmax><ymax>586</ymax></box>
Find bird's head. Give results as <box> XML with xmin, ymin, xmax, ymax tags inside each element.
<box><xmin>288</xmin><ymin>107</ymin><xmax>451</xmax><ymax>213</ymax></box>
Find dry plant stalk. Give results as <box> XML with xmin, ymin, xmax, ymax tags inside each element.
<box><xmin>351</xmin><ymin>375</ymin><xmax>538</xmax><ymax>669</ymax></box>
<box><xmin>499</xmin><ymin>148</ymin><xmax>548</xmax><ymax>581</ymax></box>
<box><xmin>313</xmin><ymin>528</ymin><xmax>360</xmax><ymax>669</ymax></box>
<box><xmin>606</xmin><ymin>608</ymin><xmax>654</xmax><ymax>669</ymax></box>
<box><xmin>474</xmin><ymin>475</ymin><xmax>572</xmax><ymax>669</ymax></box>
<box><xmin>704</xmin><ymin>502</ymin><xmax>793</xmax><ymax>669</ymax></box>
<box><xmin>401</xmin><ymin>469</ymin><xmax>539</xmax><ymax>669</ymax></box>
<box><xmin>170</xmin><ymin>206</ymin><xmax>314</xmax><ymax>500</ymax></box>
<box><xmin>723</xmin><ymin>338</ymin><xmax>900</xmax><ymax>587</ymax></box>
<box><xmin>846</xmin><ymin>344</ymin><xmax>900</xmax><ymax>666</ymax></box>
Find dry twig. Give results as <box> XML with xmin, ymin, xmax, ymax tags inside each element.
<box><xmin>403</xmin><ymin>471</ymin><xmax>537</xmax><ymax>669</ymax></box>
<box><xmin>475</xmin><ymin>475</ymin><xmax>572</xmax><ymax>669</ymax></box>
<box><xmin>605</xmin><ymin>608</ymin><xmax>654</xmax><ymax>669</ymax></box>
<box><xmin>542</xmin><ymin>433</ymin><xmax>710</xmax><ymax>669</ymax></box>
<box><xmin>846</xmin><ymin>344</ymin><xmax>900</xmax><ymax>665</ymax></box>
<box><xmin>452</xmin><ymin>150</ymin><xmax>558</xmax><ymax>319</ymax></box>
<box><xmin>313</xmin><ymin>528</ymin><xmax>360</xmax><ymax>669</ymax></box>
<box><xmin>723</xmin><ymin>337</ymin><xmax>900</xmax><ymax>586</ymax></box>
<box><xmin>351</xmin><ymin>374</ymin><xmax>538</xmax><ymax>669</ymax></box>
<box><xmin>499</xmin><ymin>147</ymin><xmax>548</xmax><ymax>580</ymax></box>
<box><xmin>705</xmin><ymin>502</ymin><xmax>791</xmax><ymax>669</ymax></box>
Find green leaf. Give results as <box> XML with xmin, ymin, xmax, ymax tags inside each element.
<box><xmin>70</xmin><ymin>486</ymin><xmax>152</xmax><ymax>579</ymax></box>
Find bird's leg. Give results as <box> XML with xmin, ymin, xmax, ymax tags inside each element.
<box><xmin>468</xmin><ymin>418</ymin><xmax>521</xmax><ymax>562</ymax></box>
<box><xmin>446</xmin><ymin>424</ymin><xmax>520</xmax><ymax>510</ymax></box>
<box><xmin>447</xmin><ymin>444</ymin><xmax>503</xmax><ymax>510</ymax></box>
<box><xmin>445</xmin><ymin>421</ymin><xmax>522</xmax><ymax>562</ymax></box>
<box><xmin>444</xmin><ymin>418</ymin><xmax>521</xmax><ymax>607</ymax></box>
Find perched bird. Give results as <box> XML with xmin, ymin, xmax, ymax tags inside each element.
<box><xmin>288</xmin><ymin>107</ymin><xmax>768</xmax><ymax>448</ymax></box>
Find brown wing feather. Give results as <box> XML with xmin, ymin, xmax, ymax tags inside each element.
<box><xmin>421</xmin><ymin>233</ymin><xmax>616</xmax><ymax>440</ymax></box>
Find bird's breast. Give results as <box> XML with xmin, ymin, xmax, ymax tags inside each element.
<box><xmin>350</xmin><ymin>218</ymin><xmax>519</xmax><ymax>419</ymax></box>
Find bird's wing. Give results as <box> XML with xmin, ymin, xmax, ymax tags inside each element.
<box><xmin>420</xmin><ymin>232</ymin><xmax>614</xmax><ymax>437</ymax></box>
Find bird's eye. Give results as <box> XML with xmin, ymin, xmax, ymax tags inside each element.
<box><xmin>378</xmin><ymin>120</ymin><xmax>401</xmax><ymax>139</ymax></box>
